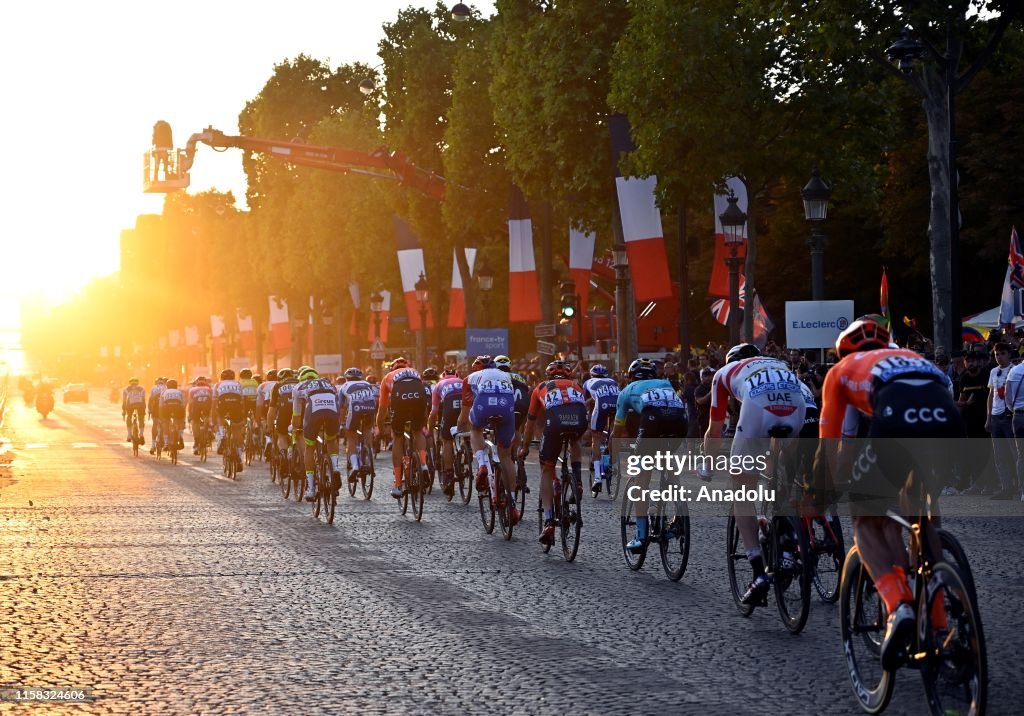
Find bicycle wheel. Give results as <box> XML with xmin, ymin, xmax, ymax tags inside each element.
<box><xmin>560</xmin><ymin>470</ymin><xmax>581</xmax><ymax>562</ymax></box>
<box><xmin>810</xmin><ymin>512</ymin><xmax>845</xmax><ymax>604</ymax></box>
<box><xmin>411</xmin><ymin>464</ymin><xmax>425</xmax><ymax>523</ymax></box>
<box><xmin>400</xmin><ymin>457</ymin><xmax>411</xmax><ymax>516</ymax></box>
<box><xmin>658</xmin><ymin>500</ymin><xmax>691</xmax><ymax>582</ymax></box>
<box><xmin>292</xmin><ymin>452</ymin><xmax>304</xmax><ymax>501</ymax></box>
<box><xmin>478</xmin><ymin>469</ymin><xmax>495</xmax><ymax>534</ymax></box>
<box><xmin>425</xmin><ymin>442</ymin><xmax>436</xmax><ymax>495</ymax></box>
<box><xmin>839</xmin><ymin>546</ymin><xmax>894</xmax><ymax>714</ymax></box>
<box><xmin>726</xmin><ymin>513</ymin><xmax>755</xmax><ymax>617</ymax></box>
<box><xmin>938</xmin><ymin>529</ymin><xmax>979</xmax><ymax>615</ymax></box>
<box><xmin>269</xmin><ymin>444</ymin><xmax>278</xmax><ymax>483</ymax></box>
<box><xmin>920</xmin><ymin>561</ymin><xmax>987</xmax><ymax>716</ymax></box>
<box><xmin>604</xmin><ymin>462</ymin><xmax>619</xmax><ymax>501</ymax></box>
<box><xmin>279</xmin><ymin>452</ymin><xmax>292</xmax><ymax>499</ymax></box>
<box><xmin>620</xmin><ymin>479</ymin><xmax>647</xmax><ymax>571</ymax></box>
<box><xmin>361</xmin><ymin>443</ymin><xmax>374</xmax><ymax>500</ymax></box>
<box><xmin>131</xmin><ymin>419</ymin><xmax>140</xmax><ymax>457</ymax></box>
<box><xmin>198</xmin><ymin>426</ymin><xmax>208</xmax><ymax>464</ymax></box>
<box><xmin>772</xmin><ymin>516</ymin><xmax>812</xmax><ymax>634</ymax></box>
<box><xmin>458</xmin><ymin>444</ymin><xmax>473</xmax><ymax>504</ymax></box>
<box><xmin>312</xmin><ymin>451</ymin><xmax>323</xmax><ymax>521</ymax></box>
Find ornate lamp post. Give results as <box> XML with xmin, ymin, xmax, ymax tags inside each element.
<box><xmin>719</xmin><ymin>195</ymin><xmax>748</xmax><ymax>346</ymax></box>
<box><xmin>415</xmin><ymin>272</ymin><xmax>429</xmax><ymax>369</ymax></box>
<box><xmin>369</xmin><ymin>290</ymin><xmax>384</xmax><ymax>341</ymax></box>
<box><xmin>801</xmin><ymin>167</ymin><xmax>832</xmax><ymax>301</ymax></box>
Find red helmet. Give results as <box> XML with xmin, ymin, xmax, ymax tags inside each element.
<box><xmin>836</xmin><ymin>316</ymin><xmax>891</xmax><ymax>358</ymax></box>
<box><xmin>390</xmin><ymin>357</ymin><xmax>409</xmax><ymax>370</ymax></box>
<box><xmin>545</xmin><ymin>360</ymin><xmax>571</xmax><ymax>379</ymax></box>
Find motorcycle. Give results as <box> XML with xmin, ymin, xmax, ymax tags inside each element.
<box><xmin>36</xmin><ymin>391</ymin><xmax>54</xmax><ymax>419</ymax></box>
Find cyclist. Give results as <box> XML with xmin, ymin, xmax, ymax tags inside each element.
<box><xmin>148</xmin><ymin>377</ymin><xmax>167</xmax><ymax>455</ymax></box>
<box><xmin>520</xmin><ymin>360</ymin><xmax>587</xmax><ymax>546</ymax></box>
<box><xmin>292</xmin><ymin>367</ymin><xmax>342</xmax><ymax>501</ymax></box>
<box><xmin>159</xmin><ymin>379</ymin><xmax>186</xmax><ymax>451</ymax></box>
<box><xmin>121</xmin><ymin>377</ymin><xmax>147</xmax><ymax>444</ymax></box>
<box><xmin>213</xmin><ymin>368</ymin><xmax>245</xmax><ymax>472</ymax></box>
<box><xmin>267</xmin><ymin>368</ymin><xmax>299</xmax><ymax>468</ymax></box>
<box><xmin>187</xmin><ymin>376</ymin><xmax>213</xmax><ymax>455</ymax></box>
<box><xmin>703</xmin><ymin>343</ymin><xmax>807</xmax><ymax>606</ymax></box>
<box><xmin>338</xmin><ymin>367</ymin><xmax>378</xmax><ymax>483</ymax></box>
<box><xmin>427</xmin><ymin>366</ymin><xmax>464</xmax><ymax>497</ymax></box>
<box><xmin>376</xmin><ymin>357</ymin><xmax>430</xmax><ymax>499</ymax></box>
<box><xmin>256</xmin><ymin>369</ymin><xmax>279</xmax><ymax>459</ymax></box>
<box><xmin>495</xmin><ymin>355</ymin><xmax>532</xmax><ymax>488</ymax></box>
<box><xmin>816</xmin><ymin>316</ymin><xmax>962</xmax><ymax>670</ymax></box>
<box><xmin>612</xmin><ymin>358</ymin><xmax>688</xmax><ymax>552</ymax></box>
<box><xmin>582</xmin><ymin>363</ymin><xmax>620</xmax><ymax>496</ymax></box>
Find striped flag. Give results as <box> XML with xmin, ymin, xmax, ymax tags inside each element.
<box><xmin>999</xmin><ymin>226</ymin><xmax>1023</xmax><ymax>327</ymax></box>
<box><xmin>393</xmin><ymin>216</ymin><xmax>434</xmax><ymax>331</ymax></box>
<box><xmin>880</xmin><ymin>269</ymin><xmax>890</xmax><ymax>325</ymax></box>
<box><xmin>609</xmin><ymin>114</ymin><xmax>673</xmax><ymax>302</ymax></box>
<box><xmin>508</xmin><ymin>185</ymin><xmax>542</xmax><ymax>323</ymax></box>
<box><xmin>268</xmin><ymin>298</ymin><xmax>289</xmax><ymax>353</ymax></box>
<box><xmin>348</xmin><ymin>282</ymin><xmax>359</xmax><ymax>337</ymax></box>
<box><xmin>708</xmin><ymin>177</ymin><xmax>749</xmax><ymax>298</ymax></box>
<box><xmin>569</xmin><ymin>228</ymin><xmax>595</xmax><ymax>311</ymax></box>
<box><xmin>184</xmin><ymin>325</ymin><xmax>200</xmax><ymax>347</ymax></box>
<box><xmin>447</xmin><ymin>247</ymin><xmax>477</xmax><ymax>329</ymax></box>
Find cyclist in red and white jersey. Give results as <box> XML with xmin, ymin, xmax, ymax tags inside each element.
<box><xmin>704</xmin><ymin>343</ymin><xmax>806</xmax><ymax>606</ymax></box>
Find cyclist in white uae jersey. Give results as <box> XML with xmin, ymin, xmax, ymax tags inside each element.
<box><xmin>703</xmin><ymin>343</ymin><xmax>806</xmax><ymax>607</ymax></box>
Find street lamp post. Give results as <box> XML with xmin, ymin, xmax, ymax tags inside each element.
<box><xmin>719</xmin><ymin>195</ymin><xmax>748</xmax><ymax>346</ymax></box>
<box><xmin>801</xmin><ymin>167</ymin><xmax>832</xmax><ymax>302</ymax></box>
<box><xmin>886</xmin><ymin>23</ymin><xmax>961</xmax><ymax>352</ymax></box>
<box><xmin>369</xmin><ymin>290</ymin><xmax>384</xmax><ymax>341</ymax></box>
<box><xmin>612</xmin><ymin>244</ymin><xmax>631</xmax><ymax>373</ymax></box>
<box><xmin>415</xmin><ymin>272</ymin><xmax>429</xmax><ymax>369</ymax></box>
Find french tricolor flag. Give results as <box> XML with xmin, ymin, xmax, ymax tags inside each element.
<box><xmin>268</xmin><ymin>297</ymin><xmax>290</xmax><ymax>353</ymax></box>
<box><xmin>394</xmin><ymin>216</ymin><xmax>434</xmax><ymax>331</ymax></box>
<box><xmin>569</xmin><ymin>228</ymin><xmax>595</xmax><ymax>312</ymax></box>
<box><xmin>509</xmin><ymin>185</ymin><xmax>542</xmax><ymax>323</ymax></box>
<box><xmin>237</xmin><ymin>312</ymin><xmax>256</xmax><ymax>353</ymax></box>
<box><xmin>609</xmin><ymin>114</ymin><xmax>673</xmax><ymax>302</ymax></box>
<box><xmin>372</xmin><ymin>290</ymin><xmax>392</xmax><ymax>343</ymax></box>
<box><xmin>708</xmin><ymin>177</ymin><xmax>749</xmax><ymax>298</ymax></box>
<box><xmin>447</xmin><ymin>247</ymin><xmax>477</xmax><ymax>329</ymax></box>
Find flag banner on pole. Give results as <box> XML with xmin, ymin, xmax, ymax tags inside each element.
<box><xmin>268</xmin><ymin>297</ymin><xmax>290</xmax><ymax>352</ymax></box>
<box><xmin>508</xmin><ymin>185</ymin><xmax>542</xmax><ymax>323</ymax></box>
<box><xmin>210</xmin><ymin>315</ymin><xmax>225</xmax><ymax>338</ymax></box>
<box><xmin>609</xmin><ymin>114</ymin><xmax>673</xmax><ymax>302</ymax></box>
<box><xmin>569</xmin><ymin>227</ymin><xmax>595</xmax><ymax>311</ymax></box>
<box><xmin>168</xmin><ymin>329</ymin><xmax>180</xmax><ymax>349</ymax></box>
<box><xmin>185</xmin><ymin>325</ymin><xmax>200</xmax><ymax>347</ymax></box>
<box><xmin>348</xmin><ymin>282</ymin><xmax>360</xmax><ymax>337</ymax></box>
<box><xmin>752</xmin><ymin>294</ymin><xmax>773</xmax><ymax>349</ymax></box>
<box><xmin>708</xmin><ymin>177</ymin><xmax>749</xmax><ymax>298</ymax></box>
<box><xmin>447</xmin><ymin>247</ymin><xmax>477</xmax><ymax>329</ymax></box>
<box><xmin>394</xmin><ymin>216</ymin><xmax>434</xmax><ymax>331</ymax></box>
<box><xmin>710</xmin><ymin>276</ymin><xmax>750</xmax><ymax>327</ymax></box>
<box><xmin>367</xmin><ymin>290</ymin><xmax>392</xmax><ymax>343</ymax></box>
<box><xmin>999</xmin><ymin>227</ymin><xmax>1024</xmax><ymax>327</ymax></box>
<box><xmin>880</xmin><ymin>269</ymin><xmax>890</xmax><ymax>324</ymax></box>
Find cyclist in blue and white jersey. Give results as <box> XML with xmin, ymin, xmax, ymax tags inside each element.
<box><xmin>338</xmin><ymin>367</ymin><xmax>379</xmax><ymax>484</ymax></box>
<box><xmin>582</xmin><ymin>363</ymin><xmax>620</xmax><ymax>496</ymax></box>
<box><xmin>122</xmin><ymin>377</ymin><xmax>147</xmax><ymax>444</ymax></box>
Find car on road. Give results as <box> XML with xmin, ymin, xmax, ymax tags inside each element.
<box><xmin>63</xmin><ymin>383</ymin><xmax>89</xmax><ymax>403</ymax></box>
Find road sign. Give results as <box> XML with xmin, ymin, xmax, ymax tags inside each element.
<box><xmin>370</xmin><ymin>338</ymin><xmax>386</xmax><ymax>360</ymax></box>
<box><xmin>536</xmin><ymin>340</ymin><xmax>556</xmax><ymax>356</ymax></box>
<box><xmin>534</xmin><ymin>324</ymin><xmax>557</xmax><ymax>338</ymax></box>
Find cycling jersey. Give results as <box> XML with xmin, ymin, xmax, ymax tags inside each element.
<box><xmin>528</xmin><ymin>379</ymin><xmax>588</xmax><ymax>464</ymax></box>
<box><xmin>292</xmin><ymin>377</ymin><xmax>339</xmax><ymax>446</ymax></box>
<box><xmin>187</xmin><ymin>385</ymin><xmax>213</xmax><ymax>419</ymax></box>
<box><xmin>269</xmin><ymin>378</ymin><xmax>298</xmax><ymax>435</ymax></box>
<box><xmin>613</xmin><ymin>379</ymin><xmax>684</xmax><ymax>428</ymax></box>
<box><xmin>583</xmin><ymin>376</ymin><xmax>620</xmax><ymax>431</ymax></box>
<box><xmin>159</xmin><ymin>388</ymin><xmax>185</xmax><ymax>407</ymax></box>
<box><xmin>463</xmin><ymin>368</ymin><xmax>517</xmax><ymax>447</ymax></box>
<box><xmin>256</xmin><ymin>380</ymin><xmax>277</xmax><ymax>415</ymax></box>
<box><xmin>215</xmin><ymin>380</ymin><xmax>244</xmax><ymax>423</ymax></box>
<box><xmin>379</xmin><ymin>367</ymin><xmax>429</xmax><ymax>432</ymax></box>
<box><xmin>148</xmin><ymin>384</ymin><xmax>166</xmax><ymax>417</ymax></box>
<box><xmin>339</xmin><ymin>380</ymin><xmax>378</xmax><ymax>431</ymax></box>
<box><xmin>509</xmin><ymin>372</ymin><xmax>531</xmax><ymax>429</ymax></box>
<box><xmin>431</xmin><ymin>376</ymin><xmax>464</xmax><ymax>438</ymax></box>
<box><xmin>122</xmin><ymin>385</ymin><xmax>147</xmax><ymax>412</ymax></box>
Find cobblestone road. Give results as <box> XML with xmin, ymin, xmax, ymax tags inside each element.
<box><xmin>1</xmin><ymin>391</ymin><xmax>1022</xmax><ymax>714</ymax></box>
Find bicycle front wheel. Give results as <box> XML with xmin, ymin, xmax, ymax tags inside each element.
<box><xmin>839</xmin><ymin>546</ymin><xmax>893</xmax><ymax>714</ymax></box>
<box><xmin>361</xmin><ymin>444</ymin><xmax>374</xmax><ymax>500</ymax></box>
<box><xmin>478</xmin><ymin>472</ymin><xmax>495</xmax><ymax>534</ymax></box>
<box><xmin>726</xmin><ymin>513</ymin><xmax>755</xmax><ymax>618</ymax></box>
<box><xmin>658</xmin><ymin>501</ymin><xmax>691</xmax><ymax>582</ymax></box>
<box><xmin>620</xmin><ymin>479</ymin><xmax>646</xmax><ymax>571</ymax></box>
<box><xmin>811</xmin><ymin>512</ymin><xmax>845</xmax><ymax>604</ymax></box>
<box><xmin>773</xmin><ymin>516</ymin><xmax>811</xmax><ymax>634</ymax></box>
<box><xmin>920</xmin><ymin>561</ymin><xmax>987</xmax><ymax>716</ymax></box>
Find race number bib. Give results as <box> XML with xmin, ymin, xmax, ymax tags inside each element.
<box><xmin>641</xmin><ymin>388</ymin><xmax>682</xmax><ymax>408</ymax></box>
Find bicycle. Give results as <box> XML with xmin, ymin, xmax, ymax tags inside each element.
<box><xmin>839</xmin><ymin>495</ymin><xmax>986</xmax><ymax>715</ymax></box>
<box><xmin>725</xmin><ymin>432</ymin><xmax>812</xmax><ymax>633</ymax></box>
<box><xmin>243</xmin><ymin>411</ymin><xmax>258</xmax><ymax>465</ymax></box>
<box><xmin>347</xmin><ymin>428</ymin><xmax>375</xmax><ymax>500</ymax></box>
<box><xmin>396</xmin><ymin>424</ymin><xmax>425</xmax><ymax>522</ymax></box>
<box><xmin>167</xmin><ymin>414</ymin><xmax>179</xmax><ymax>466</ymax></box>
<box><xmin>593</xmin><ymin>422</ymin><xmax>619</xmax><ymax>500</ymax></box>
<box><xmin>194</xmin><ymin>416</ymin><xmax>210</xmax><ymax>464</ymax></box>
<box><xmin>129</xmin><ymin>412</ymin><xmax>142</xmax><ymax>457</ymax></box>
<box><xmin>804</xmin><ymin>506</ymin><xmax>846</xmax><ymax>603</ymax></box>
<box><xmin>620</xmin><ymin>469</ymin><xmax>691</xmax><ymax>581</ymax></box>
<box><xmin>424</xmin><ymin>427</ymin><xmax>439</xmax><ymax>495</ymax></box>
<box><xmin>312</xmin><ymin>432</ymin><xmax>337</xmax><ymax>525</ymax></box>
<box><xmin>221</xmin><ymin>418</ymin><xmax>240</xmax><ymax>480</ymax></box>
<box><xmin>276</xmin><ymin>441</ymin><xmax>293</xmax><ymax>499</ymax></box>
<box><xmin>454</xmin><ymin>431</ymin><xmax>474</xmax><ymax>505</ymax></box>
<box><xmin>537</xmin><ymin>435</ymin><xmax>582</xmax><ymax>561</ymax></box>
<box><xmin>288</xmin><ymin>431</ymin><xmax>304</xmax><ymax>501</ymax></box>
<box><xmin>475</xmin><ymin>418</ymin><xmax>516</xmax><ymax>539</ymax></box>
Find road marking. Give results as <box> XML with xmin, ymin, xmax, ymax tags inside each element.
<box><xmin>25</xmin><ymin>443</ymin><xmax>49</xmax><ymax>449</ymax></box>
<box><xmin>190</xmin><ymin>465</ymin><xmax>236</xmax><ymax>483</ymax></box>
<box><xmin>72</xmin><ymin>442</ymin><xmax>99</xmax><ymax>448</ymax></box>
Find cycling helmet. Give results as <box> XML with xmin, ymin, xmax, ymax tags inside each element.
<box><xmin>472</xmin><ymin>355</ymin><xmax>492</xmax><ymax>370</ymax></box>
<box><xmin>266</xmin><ymin>369</ymin><xmax>279</xmax><ymax>381</ymax></box>
<box><xmin>253</xmin><ymin>374</ymin><xmax>261</xmax><ymax>382</ymax></box>
<box><xmin>297</xmin><ymin>365</ymin><xmax>312</xmax><ymax>376</ymax></box>
<box><xmin>835</xmin><ymin>315</ymin><xmax>891</xmax><ymax>358</ymax></box>
<box><xmin>220</xmin><ymin>369</ymin><xmax>235</xmax><ymax>381</ymax></box>
<box><xmin>422</xmin><ymin>367</ymin><xmax>439</xmax><ymax>381</ymax></box>
<box><xmin>240</xmin><ymin>369</ymin><xmax>253</xmax><ymax>380</ymax></box>
<box><xmin>344</xmin><ymin>367</ymin><xmax>364</xmax><ymax>380</ymax></box>
<box><xmin>725</xmin><ymin>343</ymin><xmax>761</xmax><ymax>364</ymax></box>
<box><xmin>128</xmin><ymin>377</ymin><xmax>139</xmax><ymax>385</ymax></box>
<box><xmin>589</xmin><ymin>364</ymin><xmax>609</xmax><ymax>378</ymax></box>
<box><xmin>390</xmin><ymin>357</ymin><xmax>409</xmax><ymax>370</ymax></box>
<box><xmin>367</xmin><ymin>374</ymin><xmax>378</xmax><ymax>384</ymax></box>
<box><xmin>627</xmin><ymin>358</ymin><xmax>658</xmax><ymax>381</ymax></box>
<box><xmin>546</xmin><ymin>360</ymin><xmax>571</xmax><ymax>379</ymax></box>
<box><xmin>493</xmin><ymin>355</ymin><xmax>512</xmax><ymax>371</ymax></box>
<box><xmin>335</xmin><ymin>375</ymin><xmax>347</xmax><ymax>385</ymax></box>
<box><xmin>156</xmin><ymin>377</ymin><xmax>167</xmax><ymax>384</ymax></box>
<box><xmin>277</xmin><ymin>369</ymin><xmax>295</xmax><ymax>380</ymax></box>
<box><xmin>196</xmin><ymin>376</ymin><xmax>210</xmax><ymax>385</ymax></box>
<box><xmin>443</xmin><ymin>367</ymin><xmax>458</xmax><ymax>376</ymax></box>
<box><xmin>298</xmin><ymin>367</ymin><xmax>319</xmax><ymax>381</ymax></box>
<box><xmin>166</xmin><ymin>379</ymin><xmax>178</xmax><ymax>389</ymax></box>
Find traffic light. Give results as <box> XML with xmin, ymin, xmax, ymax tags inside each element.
<box><xmin>559</xmin><ymin>280</ymin><xmax>577</xmax><ymax>318</ymax></box>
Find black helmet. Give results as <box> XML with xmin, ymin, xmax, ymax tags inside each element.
<box><xmin>725</xmin><ymin>343</ymin><xmax>761</xmax><ymax>364</ymax></box>
<box><xmin>220</xmin><ymin>369</ymin><xmax>235</xmax><ymax>381</ymax></box>
<box><xmin>627</xmin><ymin>358</ymin><xmax>658</xmax><ymax>381</ymax></box>
<box><xmin>266</xmin><ymin>369</ymin><xmax>279</xmax><ymax>381</ymax></box>
<box><xmin>277</xmin><ymin>369</ymin><xmax>295</xmax><ymax>380</ymax></box>
<box><xmin>166</xmin><ymin>379</ymin><xmax>178</xmax><ymax>389</ymax></box>
<box><xmin>240</xmin><ymin>369</ymin><xmax>252</xmax><ymax>379</ymax></box>
<box><xmin>422</xmin><ymin>367</ymin><xmax>439</xmax><ymax>381</ymax></box>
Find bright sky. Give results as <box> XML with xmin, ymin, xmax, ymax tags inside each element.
<box><xmin>0</xmin><ymin>0</ymin><xmax>494</xmax><ymax>341</ymax></box>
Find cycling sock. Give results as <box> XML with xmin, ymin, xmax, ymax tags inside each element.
<box><xmin>635</xmin><ymin>516</ymin><xmax>649</xmax><ymax>540</ymax></box>
<box><xmin>544</xmin><ymin>509</ymin><xmax>553</xmax><ymax>522</ymax></box>
<box><xmin>875</xmin><ymin>569</ymin><xmax>915</xmax><ymax>615</ymax></box>
<box><xmin>747</xmin><ymin>551</ymin><xmax>765</xmax><ymax>578</ymax></box>
<box><xmin>330</xmin><ymin>454</ymin><xmax>340</xmax><ymax>472</ymax></box>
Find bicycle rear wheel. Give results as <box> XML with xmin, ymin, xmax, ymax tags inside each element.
<box><xmin>291</xmin><ymin>452</ymin><xmax>304</xmax><ymax>500</ymax></box>
<box><xmin>620</xmin><ymin>479</ymin><xmax>647</xmax><ymax>571</ymax></box>
<box><xmin>920</xmin><ymin>561</ymin><xmax>987</xmax><ymax>716</ymax></box>
<box><xmin>411</xmin><ymin>465</ymin><xmax>425</xmax><ymax>522</ymax></box>
<box><xmin>496</xmin><ymin>465</ymin><xmax>514</xmax><ymax>541</ymax></box>
<box><xmin>323</xmin><ymin>454</ymin><xmax>337</xmax><ymax>524</ymax></box>
<box><xmin>560</xmin><ymin>471</ymin><xmax>581</xmax><ymax>561</ymax></box>
<box><xmin>279</xmin><ymin>452</ymin><xmax>292</xmax><ymax>499</ymax></box>
<box><xmin>839</xmin><ymin>546</ymin><xmax>893</xmax><ymax>714</ymax></box>
<box><xmin>458</xmin><ymin>441</ymin><xmax>473</xmax><ymax>504</ymax></box>
<box><xmin>658</xmin><ymin>500</ymin><xmax>691</xmax><ymax>582</ymax></box>
<box><xmin>478</xmin><ymin>471</ymin><xmax>495</xmax><ymax>534</ymax></box>
<box><xmin>360</xmin><ymin>443</ymin><xmax>374</xmax><ymax>500</ymax></box>
<box><xmin>726</xmin><ymin>513</ymin><xmax>755</xmax><ymax>617</ymax></box>
<box><xmin>312</xmin><ymin>452</ymin><xmax>324</xmax><ymax>521</ymax></box>
<box><xmin>938</xmin><ymin>529</ymin><xmax>979</xmax><ymax>615</ymax></box>
<box><xmin>772</xmin><ymin>515</ymin><xmax>812</xmax><ymax>634</ymax></box>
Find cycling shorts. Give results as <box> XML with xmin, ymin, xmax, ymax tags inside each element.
<box><xmin>148</xmin><ymin>396</ymin><xmax>161</xmax><ymax>419</ymax></box>
<box><xmin>439</xmin><ymin>398</ymin><xmax>462</xmax><ymax>440</ymax></box>
<box><xmin>161</xmin><ymin>402</ymin><xmax>185</xmax><ymax>427</ymax></box>
<box><xmin>125</xmin><ymin>404</ymin><xmax>145</xmax><ymax>422</ymax></box>
<box><xmin>848</xmin><ymin>379</ymin><xmax>964</xmax><ymax>515</ymax></box>
<box><xmin>217</xmin><ymin>395</ymin><xmax>244</xmax><ymax>424</ymax></box>
<box><xmin>345</xmin><ymin>411</ymin><xmax>374</xmax><ymax>435</ymax></box>
<box><xmin>589</xmin><ymin>402</ymin><xmax>617</xmax><ymax>432</ymax></box>
<box><xmin>303</xmin><ymin>408</ymin><xmax>339</xmax><ymax>446</ymax></box>
<box><xmin>470</xmin><ymin>399</ymin><xmax>517</xmax><ymax>449</ymax></box>
<box><xmin>391</xmin><ymin>382</ymin><xmax>429</xmax><ymax>434</ymax></box>
<box><xmin>275</xmin><ymin>406</ymin><xmax>294</xmax><ymax>436</ymax></box>
<box><xmin>538</xmin><ymin>403</ymin><xmax>588</xmax><ymax>465</ymax></box>
<box><xmin>731</xmin><ymin>388</ymin><xmax>806</xmax><ymax>462</ymax></box>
